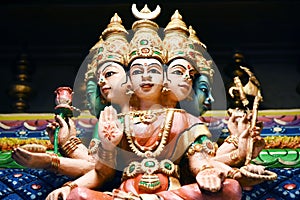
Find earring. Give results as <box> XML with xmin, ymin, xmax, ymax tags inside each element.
<box><xmin>126</xmin><ymin>85</ymin><xmax>134</xmax><ymax>96</ymax></box>
<box><xmin>162</xmin><ymin>83</ymin><xmax>170</xmax><ymax>94</ymax></box>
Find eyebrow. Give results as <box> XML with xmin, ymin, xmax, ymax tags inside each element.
<box><xmin>100</xmin><ymin>63</ymin><xmax>119</xmax><ymax>73</ymax></box>
<box><xmin>170</xmin><ymin>64</ymin><xmax>186</xmax><ymax>69</ymax></box>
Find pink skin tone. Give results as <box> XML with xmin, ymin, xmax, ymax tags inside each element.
<box><xmin>130</xmin><ymin>58</ymin><xmax>164</xmax><ymax>110</ymax></box>
<box><xmin>166</xmin><ymin>58</ymin><xmax>196</xmax><ymax>106</ymax></box>
<box><xmin>96</xmin><ymin>62</ymin><xmax>130</xmax><ymax>112</ymax></box>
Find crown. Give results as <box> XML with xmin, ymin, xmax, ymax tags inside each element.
<box><xmin>188</xmin><ymin>25</ymin><xmax>207</xmax><ymax>49</ymax></box>
<box><xmin>163</xmin><ymin>10</ymin><xmax>205</xmax><ymax>69</ymax></box>
<box><xmin>194</xmin><ymin>54</ymin><xmax>214</xmax><ymax>81</ymax></box>
<box><xmin>127</xmin><ymin>4</ymin><xmax>166</xmax><ymax>64</ymax></box>
<box><xmin>96</xmin><ymin>13</ymin><xmax>129</xmax><ymax>67</ymax></box>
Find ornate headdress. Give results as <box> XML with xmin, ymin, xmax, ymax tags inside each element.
<box><xmin>163</xmin><ymin>11</ymin><xmax>201</xmax><ymax>67</ymax></box>
<box><xmin>127</xmin><ymin>4</ymin><xmax>166</xmax><ymax>64</ymax></box>
<box><xmin>96</xmin><ymin>13</ymin><xmax>129</xmax><ymax>68</ymax></box>
<box><xmin>188</xmin><ymin>27</ymin><xmax>214</xmax><ymax>81</ymax></box>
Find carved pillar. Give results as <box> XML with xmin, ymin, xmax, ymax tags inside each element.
<box><xmin>8</xmin><ymin>51</ymin><xmax>34</xmax><ymax>112</ymax></box>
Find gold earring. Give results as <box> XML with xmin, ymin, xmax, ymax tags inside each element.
<box><xmin>162</xmin><ymin>83</ymin><xmax>170</xmax><ymax>94</ymax></box>
<box><xmin>126</xmin><ymin>85</ymin><xmax>134</xmax><ymax>96</ymax></box>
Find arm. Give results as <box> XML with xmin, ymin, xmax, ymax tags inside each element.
<box><xmin>11</xmin><ymin>147</ymin><xmax>95</xmax><ymax>178</ymax></box>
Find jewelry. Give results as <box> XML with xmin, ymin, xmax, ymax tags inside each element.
<box><xmin>97</xmin><ymin>143</ymin><xmax>117</xmax><ymax>165</ymax></box>
<box><xmin>161</xmin><ymin>83</ymin><xmax>170</xmax><ymax>94</ymax></box>
<box><xmin>125</xmin><ymin>109</ymin><xmax>175</xmax><ymax>158</ymax></box>
<box><xmin>224</xmin><ymin>135</ymin><xmax>239</xmax><ymax>148</ymax></box>
<box><xmin>123</xmin><ymin>109</ymin><xmax>177</xmax><ymax>192</ymax></box>
<box><xmin>60</xmin><ymin>136</ymin><xmax>82</xmax><ymax>156</ymax></box>
<box><xmin>62</xmin><ymin>181</ymin><xmax>78</xmax><ymax>190</ymax></box>
<box><xmin>186</xmin><ymin>140</ymin><xmax>217</xmax><ymax>157</ymax></box>
<box><xmin>227</xmin><ymin>168</ymin><xmax>240</xmax><ymax>179</ymax></box>
<box><xmin>48</xmin><ymin>153</ymin><xmax>60</xmax><ymax>173</ymax></box>
<box><xmin>125</xmin><ymin>85</ymin><xmax>134</xmax><ymax>96</ymax></box>
<box><xmin>122</xmin><ymin>158</ymin><xmax>180</xmax><ymax>192</ymax></box>
<box><xmin>229</xmin><ymin>149</ymin><xmax>239</xmax><ymax>161</ymax></box>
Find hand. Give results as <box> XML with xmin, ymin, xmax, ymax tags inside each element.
<box><xmin>11</xmin><ymin>147</ymin><xmax>51</xmax><ymax>169</ymax></box>
<box><xmin>47</xmin><ymin>115</ymin><xmax>77</xmax><ymax>146</ymax></box>
<box><xmin>98</xmin><ymin>106</ymin><xmax>123</xmax><ymax>151</ymax></box>
<box><xmin>46</xmin><ymin>186</ymin><xmax>71</xmax><ymax>200</ymax></box>
<box><xmin>227</xmin><ymin>109</ymin><xmax>251</xmax><ymax>137</ymax></box>
<box><xmin>196</xmin><ymin>168</ymin><xmax>225</xmax><ymax>192</ymax></box>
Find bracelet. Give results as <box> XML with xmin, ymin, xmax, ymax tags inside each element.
<box><xmin>186</xmin><ymin>140</ymin><xmax>217</xmax><ymax>157</ymax></box>
<box><xmin>48</xmin><ymin>153</ymin><xmax>60</xmax><ymax>172</ymax></box>
<box><xmin>229</xmin><ymin>149</ymin><xmax>239</xmax><ymax>161</ymax></box>
<box><xmin>227</xmin><ymin>168</ymin><xmax>240</xmax><ymax>179</ymax></box>
<box><xmin>62</xmin><ymin>181</ymin><xmax>78</xmax><ymax>190</ymax></box>
<box><xmin>60</xmin><ymin>136</ymin><xmax>82</xmax><ymax>156</ymax></box>
<box><xmin>97</xmin><ymin>143</ymin><xmax>116</xmax><ymax>164</ymax></box>
<box><xmin>224</xmin><ymin>135</ymin><xmax>239</xmax><ymax>148</ymax></box>
<box><xmin>199</xmin><ymin>164</ymin><xmax>214</xmax><ymax>171</ymax></box>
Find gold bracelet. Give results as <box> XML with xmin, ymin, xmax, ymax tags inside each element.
<box><xmin>229</xmin><ymin>149</ymin><xmax>239</xmax><ymax>161</ymax></box>
<box><xmin>227</xmin><ymin>168</ymin><xmax>240</xmax><ymax>179</ymax></box>
<box><xmin>224</xmin><ymin>135</ymin><xmax>239</xmax><ymax>148</ymax></box>
<box><xmin>199</xmin><ymin>164</ymin><xmax>214</xmax><ymax>171</ymax></box>
<box><xmin>62</xmin><ymin>181</ymin><xmax>78</xmax><ymax>190</ymax></box>
<box><xmin>48</xmin><ymin>153</ymin><xmax>60</xmax><ymax>172</ymax></box>
<box><xmin>98</xmin><ymin>144</ymin><xmax>116</xmax><ymax>160</ymax></box>
<box><xmin>60</xmin><ymin>136</ymin><xmax>81</xmax><ymax>156</ymax></box>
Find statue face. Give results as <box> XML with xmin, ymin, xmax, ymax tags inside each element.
<box><xmin>96</xmin><ymin>62</ymin><xmax>128</xmax><ymax>105</ymax></box>
<box><xmin>130</xmin><ymin>58</ymin><xmax>164</xmax><ymax>100</ymax></box>
<box><xmin>194</xmin><ymin>75</ymin><xmax>214</xmax><ymax>115</ymax></box>
<box><xmin>167</xmin><ymin>58</ymin><xmax>196</xmax><ymax>102</ymax></box>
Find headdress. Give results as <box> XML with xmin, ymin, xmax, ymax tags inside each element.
<box><xmin>127</xmin><ymin>4</ymin><xmax>166</xmax><ymax>64</ymax></box>
<box><xmin>188</xmin><ymin>27</ymin><xmax>214</xmax><ymax>81</ymax></box>
<box><xmin>163</xmin><ymin>10</ymin><xmax>200</xmax><ymax>67</ymax></box>
<box><xmin>96</xmin><ymin>13</ymin><xmax>129</xmax><ymax>68</ymax></box>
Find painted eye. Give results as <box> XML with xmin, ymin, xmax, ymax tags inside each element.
<box><xmin>148</xmin><ymin>68</ymin><xmax>161</xmax><ymax>74</ymax></box>
<box><xmin>171</xmin><ymin>70</ymin><xmax>183</xmax><ymax>75</ymax></box>
<box><xmin>105</xmin><ymin>71</ymin><xmax>117</xmax><ymax>78</ymax></box>
<box><xmin>131</xmin><ymin>69</ymin><xmax>143</xmax><ymax>75</ymax></box>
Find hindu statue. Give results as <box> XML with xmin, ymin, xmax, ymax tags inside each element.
<box><xmin>11</xmin><ymin>13</ymin><xmax>131</xmax><ymax>179</ymax></box>
<box><xmin>44</xmin><ymin>4</ymin><xmax>275</xmax><ymax>200</ymax></box>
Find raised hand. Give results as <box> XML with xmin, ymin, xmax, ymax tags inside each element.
<box><xmin>227</xmin><ymin>109</ymin><xmax>251</xmax><ymax>137</ymax></box>
<box><xmin>98</xmin><ymin>106</ymin><xmax>123</xmax><ymax>151</ymax></box>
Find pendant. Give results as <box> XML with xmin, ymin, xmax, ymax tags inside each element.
<box><xmin>139</xmin><ymin>174</ymin><xmax>161</xmax><ymax>192</ymax></box>
<box><xmin>138</xmin><ymin>157</ymin><xmax>161</xmax><ymax>192</ymax></box>
<box><xmin>139</xmin><ymin>111</ymin><xmax>157</xmax><ymax>124</ymax></box>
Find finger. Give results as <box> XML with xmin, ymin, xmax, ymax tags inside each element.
<box><xmin>240</xmin><ymin>127</ymin><xmax>250</xmax><ymax>138</ymax></box>
<box><xmin>55</xmin><ymin>115</ymin><xmax>68</xmax><ymax>129</ymax></box>
<box><xmin>99</xmin><ymin>110</ymin><xmax>105</xmax><ymax>123</ymax></box>
<box><xmin>107</xmin><ymin>106</ymin><xmax>114</xmax><ymax>121</ymax></box>
<box><xmin>103</xmin><ymin>106</ymin><xmax>110</xmax><ymax>122</ymax></box>
<box><xmin>68</xmin><ymin>118</ymin><xmax>77</xmax><ymax>137</ymax></box>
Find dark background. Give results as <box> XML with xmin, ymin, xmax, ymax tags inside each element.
<box><xmin>0</xmin><ymin>0</ymin><xmax>299</xmax><ymax>113</ymax></box>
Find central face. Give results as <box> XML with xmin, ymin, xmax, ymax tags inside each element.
<box><xmin>167</xmin><ymin>58</ymin><xmax>196</xmax><ymax>102</ymax></box>
<box><xmin>129</xmin><ymin>58</ymin><xmax>164</xmax><ymax>100</ymax></box>
<box><xmin>96</xmin><ymin>62</ymin><xmax>128</xmax><ymax>105</ymax></box>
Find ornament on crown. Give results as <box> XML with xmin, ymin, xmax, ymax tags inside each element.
<box><xmin>127</xmin><ymin>4</ymin><xmax>166</xmax><ymax>64</ymax></box>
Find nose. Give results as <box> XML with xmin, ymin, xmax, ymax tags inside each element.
<box><xmin>205</xmin><ymin>93</ymin><xmax>215</xmax><ymax>104</ymax></box>
<box><xmin>183</xmin><ymin>72</ymin><xmax>192</xmax><ymax>81</ymax></box>
<box><xmin>141</xmin><ymin>72</ymin><xmax>152</xmax><ymax>81</ymax></box>
<box><xmin>98</xmin><ymin>76</ymin><xmax>106</xmax><ymax>87</ymax></box>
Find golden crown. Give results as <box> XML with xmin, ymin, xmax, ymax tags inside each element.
<box><xmin>127</xmin><ymin>4</ymin><xmax>166</xmax><ymax>64</ymax></box>
<box><xmin>96</xmin><ymin>13</ymin><xmax>129</xmax><ymax>68</ymax></box>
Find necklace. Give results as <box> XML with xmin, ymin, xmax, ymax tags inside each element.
<box><xmin>124</xmin><ymin>108</ymin><xmax>175</xmax><ymax>158</ymax></box>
